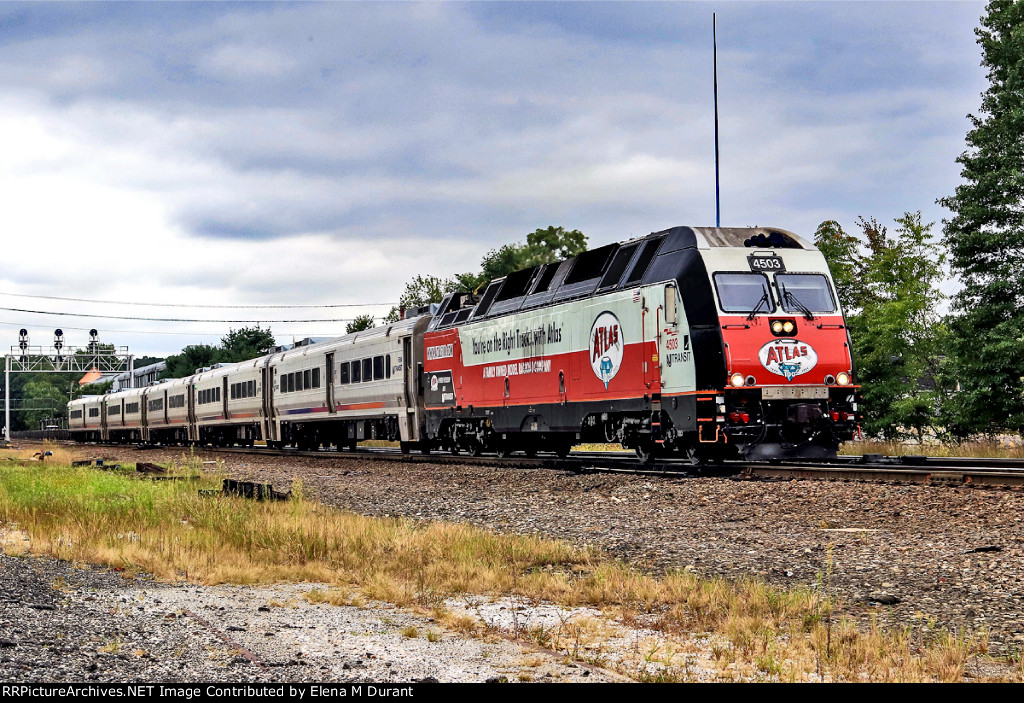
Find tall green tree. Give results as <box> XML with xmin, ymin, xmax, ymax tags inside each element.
<box><xmin>814</xmin><ymin>220</ymin><xmax>866</xmax><ymax>314</ymax></box>
<box><xmin>855</xmin><ymin>213</ymin><xmax>948</xmax><ymax>439</ymax></box>
<box><xmin>816</xmin><ymin>214</ymin><xmax>948</xmax><ymax>439</ymax></box>
<box><xmin>938</xmin><ymin>0</ymin><xmax>1024</xmax><ymax>436</ymax></box>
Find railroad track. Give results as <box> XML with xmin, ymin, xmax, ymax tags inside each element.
<box><xmin>96</xmin><ymin>441</ymin><xmax>1024</xmax><ymax>488</ymax></box>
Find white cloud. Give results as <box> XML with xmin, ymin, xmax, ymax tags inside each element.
<box><xmin>0</xmin><ymin>2</ymin><xmax>989</xmax><ymax>355</ymax></box>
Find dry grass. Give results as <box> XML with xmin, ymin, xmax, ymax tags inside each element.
<box><xmin>842</xmin><ymin>438</ymin><xmax>1024</xmax><ymax>459</ymax></box>
<box><xmin>0</xmin><ymin>455</ymin><xmax>1015</xmax><ymax>682</ymax></box>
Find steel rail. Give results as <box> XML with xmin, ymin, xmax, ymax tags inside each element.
<box><xmin>61</xmin><ymin>440</ymin><xmax>1024</xmax><ymax>488</ymax></box>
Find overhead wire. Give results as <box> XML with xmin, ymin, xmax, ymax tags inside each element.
<box><xmin>0</xmin><ymin>291</ymin><xmax>394</xmax><ymax>309</ymax></box>
<box><xmin>0</xmin><ymin>306</ymin><xmax>368</xmax><ymax>324</ymax></box>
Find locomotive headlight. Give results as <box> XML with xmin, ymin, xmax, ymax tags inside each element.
<box><xmin>836</xmin><ymin>372</ymin><xmax>851</xmax><ymax>386</ymax></box>
<box><xmin>730</xmin><ymin>373</ymin><xmax>745</xmax><ymax>388</ymax></box>
<box><xmin>782</xmin><ymin>321</ymin><xmax>795</xmax><ymax>334</ymax></box>
<box><xmin>771</xmin><ymin>321</ymin><xmax>784</xmax><ymax>334</ymax></box>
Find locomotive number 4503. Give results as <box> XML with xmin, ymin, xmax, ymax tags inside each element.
<box><xmin>747</xmin><ymin>255</ymin><xmax>786</xmax><ymax>272</ymax></box>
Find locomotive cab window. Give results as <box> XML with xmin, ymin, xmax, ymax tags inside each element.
<box><xmin>775</xmin><ymin>274</ymin><xmax>837</xmax><ymax>313</ymax></box>
<box><xmin>713</xmin><ymin>273</ymin><xmax>775</xmax><ymax>314</ymax></box>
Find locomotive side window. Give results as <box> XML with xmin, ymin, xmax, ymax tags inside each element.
<box><xmin>775</xmin><ymin>274</ymin><xmax>837</xmax><ymax>313</ymax></box>
<box><xmin>624</xmin><ymin>237</ymin><xmax>663</xmax><ymax>285</ymax></box>
<box><xmin>713</xmin><ymin>273</ymin><xmax>775</xmax><ymax>314</ymax></box>
<box><xmin>599</xmin><ymin>243</ymin><xmax>638</xmax><ymax>289</ymax></box>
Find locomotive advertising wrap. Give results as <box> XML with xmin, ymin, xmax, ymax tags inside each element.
<box><xmin>424</xmin><ymin>284</ymin><xmax>695</xmax><ymax>427</ymax></box>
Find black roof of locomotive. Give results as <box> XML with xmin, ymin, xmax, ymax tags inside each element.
<box><xmin>427</xmin><ymin>226</ymin><xmax>810</xmax><ymax>331</ymax></box>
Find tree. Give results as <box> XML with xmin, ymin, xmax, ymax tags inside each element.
<box><xmin>346</xmin><ymin>315</ymin><xmax>376</xmax><ymax>334</ymax></box>
<box><xmin>814</xmin><ymin>220</ymin><xmax>866</xmax><ymax>315</ymax></box>
<box><xmin>217</xmin><ymin>326</ymin><xmax>276</xmax><ymax>363</ymax></box>
<box><xmin>845</xmin><ymin>214</ymin><xmax>948</xmax><ymax>439</ymax></box>
<box><xmin>161</xmin><ymin>344</ymin><xmax>218</xmax><ymax>379</ymax></box>
<box><xmin>384</xmin><ymin>274</ymin><xmax>458</xmax><ymax>323</ymax></box>
<box><xmin>523</xmin><ymin>225</ymin><xmax>587</xmax><ymax>265</ymax></box>
<box><xmin>20</xmin><ymin>377</ymin><xmax>68</xmax><ymax>429</ymax></box>
<box><xmin>477</xmin><ymin>226</ymin><xmax>588</xmax><ymax>282</ymax></box>
<box><xmin>385</xmin><ymin>226</ymin><xmax>589</xmax><ymax>322</ymax></box>
<box><xmin>937</xmin><ymin>0</ymin><xmax>1024</xmax><ymax>436</ymax></box>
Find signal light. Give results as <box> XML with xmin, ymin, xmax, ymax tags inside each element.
<box><xmin>771</xmin><ymin>321</ymin><xmax>783</xmax><ymax>334</ymax></box>
<box><xmin>783</xmin><ymin>321</ymin><xmax>794</xmax><ymax>333</ymax></box>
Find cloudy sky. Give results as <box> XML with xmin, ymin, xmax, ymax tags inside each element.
<box><xmin>0</xmin><ymin>1</ymin><xmax>988</xmax><ymax>357</ymax></box>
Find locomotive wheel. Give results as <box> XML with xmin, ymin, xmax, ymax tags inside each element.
<box><xmin>494</xmin><ymin>443</ymin><xmax>510</xmax><ymax>459</ymax></box>
<box><xmin>466</xmin><ymin>443</ymin><xmax>482</xmax><ymax>457</ymax></box>
<box><xmin>554</xmin><ymin>442</ymin><xmax>572</xmax><ymax>459</ymax></box>
<box><xmin>634</xmin><ymin>443</ymin><xmax>657</xmax><ymax>465</ymax></box>
<box><xmin>683</xmin><ymin>446</ymin><xmax>706</xmax><ymax>466</ymax></box>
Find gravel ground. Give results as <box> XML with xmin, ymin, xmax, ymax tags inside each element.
<box><xmin>0</xmin><ymin>551</ymin><xmax>617</xmax><ymax>683</ymax></box>
<box><xmin>8</xmin><ymin>441</ymin><xmax>1024</xmax><ymax>677</ymax></box>
<box><xmin>164</xmin><ymin>446</ymin><xmax>1024</xmax><ymax>652</ymax></box>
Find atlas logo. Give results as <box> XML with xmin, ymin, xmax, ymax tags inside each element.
<box><xmin>758</xmin><ymin>339</ymin><xmax>818</xmax><ymax>381</ymax></box>
<box><xmin>590</xmin><ymin>311</ymin><xmax>624</xmax><ymax>389</ymax></box>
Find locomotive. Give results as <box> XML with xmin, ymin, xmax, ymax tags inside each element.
<box><xmin>68</xmin><ymin>225</ymin><xmax>859</xmax><ymax>462</ymax></box>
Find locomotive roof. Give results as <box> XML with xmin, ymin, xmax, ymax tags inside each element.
<box><xmin>428</xmin><ymin>225</ymin><xmax>814</xmax><ymax>332</ymax></box>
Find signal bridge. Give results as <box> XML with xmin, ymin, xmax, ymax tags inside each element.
<box><xmin>4</xmin><ymin>328</ymin><xmax>133</xmax><ymax>441</ymax></box>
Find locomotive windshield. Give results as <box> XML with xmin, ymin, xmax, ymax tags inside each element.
<box><xmin>713</xmin><ymin>273</ymin><xmax>775</xmax><ymax>314</ymax></box>
<box><xmin>776</xmin><ymin>274</ymin><xmax>837</xmax><ymax>313</ymax></box>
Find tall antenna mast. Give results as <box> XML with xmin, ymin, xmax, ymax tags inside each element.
<box><xmin>713</xmin><ymin>12</ymin><xmax>721</xmax><ymax>227</ymax></box>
